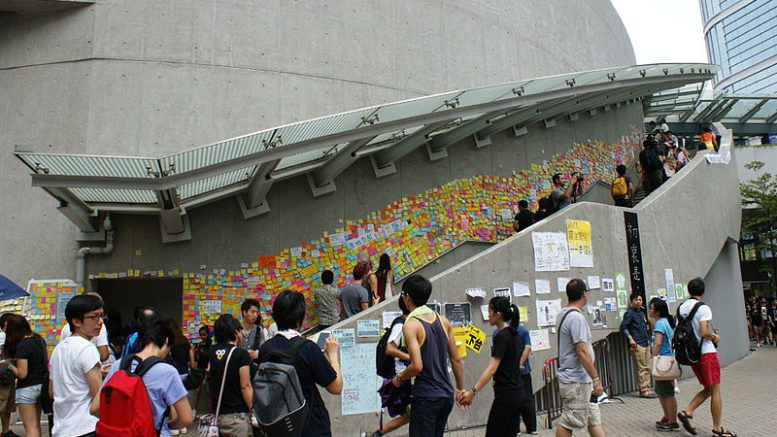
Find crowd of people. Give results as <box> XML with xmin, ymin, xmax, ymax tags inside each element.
<box><xmin>745</xmin><ymin>295</ymin><xmax>776</xmax><ymax>348</ymax></box>
<box><xmin>0</xmin><ymin>262</ymin><xmax>739</xmax><ymax>437</ymax></box>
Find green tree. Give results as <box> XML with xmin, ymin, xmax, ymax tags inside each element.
<box><xmin>740</xmin><ymin>160</ymin><xmax>777</xmax><ymax>290</ymax></box>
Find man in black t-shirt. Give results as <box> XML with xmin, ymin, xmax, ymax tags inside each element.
<box><xmin>639</xmin><ymin>138</ymin><xmax>665</xmax><ymax>195</ymax></box>
<box><xmin>513</xmin><ymin>200</ymin><xmax>535</xmax><ymax>233</ymax></box>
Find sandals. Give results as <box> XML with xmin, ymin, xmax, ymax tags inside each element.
<box><xmin>712</xmin><ymin>429</ymin><xmax>737</xmax><ymax>437</ymax></box>
<box><xmin>677</xmin><ymin>411</ymin><xmax>697</xmax><ymax>435</ymax></box>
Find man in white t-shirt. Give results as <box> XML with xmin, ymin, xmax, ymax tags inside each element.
<box><xmin>59</xmin><ymin>292</ymin><xmax>110</xmax><ymax>363</ymax></box>
<box><xmin>50</xmin><ymin>294</ymin><xmax>105</xmax><ymax>437</ymax></box>
<box><xmin>676</xmin><ymin>278</ymin><xmax>736</xmax><ymax>437</ymax></box>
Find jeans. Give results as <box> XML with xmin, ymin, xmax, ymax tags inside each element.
<box><xmin>409</xmin><ymin>396</ymin><xmax>453</xmax><ymax>437</ymax></box>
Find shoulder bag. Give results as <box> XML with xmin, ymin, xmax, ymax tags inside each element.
<box><xmin>198</xmin><ymin>346</ymin><xmax>236</xmax><ymax>437</ymax></box>
<box><xmin>651</xmin><ymin>355</ymin><xmax>681</xmax><ymax>381</ymax></box>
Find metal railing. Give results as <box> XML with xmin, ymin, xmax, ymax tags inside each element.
<box><xmin>538</xmin><ymin>333</ymin><xmax>638</xmax><ymax>429</ymax></box>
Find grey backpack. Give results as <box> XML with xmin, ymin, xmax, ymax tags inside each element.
<box><xmin>254</xmin><ymin>337</ymin><xmax>310</xmax><ymax>437</ymax></box>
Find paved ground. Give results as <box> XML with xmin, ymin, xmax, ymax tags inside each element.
<box><xmin>447</xmin><ymin>346</ymin><xmax>774</xmax><ymax>437</ymax></box>
<box><xmin>15</xmin><ymin>347</ymin><xmax>773</xmax><ymax>436</ymax></box>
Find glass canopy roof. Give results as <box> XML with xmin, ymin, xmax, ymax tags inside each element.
<box><xmin>645</xmin><ymin>86</ymin><xmax>777</xmax><ymax>125</ymax></box>
<box><xmin>16</xmin><ymin>63</ymin><xmax>717</xmax><ymax>213</ymax></box>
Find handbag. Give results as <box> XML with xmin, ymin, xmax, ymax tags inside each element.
<box><xmin>198</xmin><ymin>346</ymin><xmax>235</xmax><ymax>437</ymax></box>
<box><xmin>651</xmin><ymin>355</ymin><xmax>681</xmax><ymax>381</ymax></box>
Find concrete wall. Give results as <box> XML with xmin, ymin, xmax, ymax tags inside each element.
<box><xmin>321</xmin><ymin>143</ymin><xmax>745</xmax><ymax>434</ymax></box>
<box><xmin>81</xmin><ymin>104</ymin><xmax>643</xmax><ymax>278</ymax></box>
<box><xmin>0</xmin><ymin>0</ymin><xmax>636</xmax><ymax>286</ymax></box>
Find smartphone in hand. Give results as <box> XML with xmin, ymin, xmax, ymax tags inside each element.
<box><xmin>316</xmin><ymin>331</ymin><xmax>331</xmax><ymax>350</ymax></box>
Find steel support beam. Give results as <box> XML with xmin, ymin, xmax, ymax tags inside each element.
<box><xmin>705</xmin><ymin>99</ymin><xmax>738</xmax><ymax>122</ymax></box>
<box><xmin>739</xmin><ymin>99</ymin><xmax>769</xmax><ymax>123</ymax></box>
<box><xmin>239</xmin><ymin>160</ymin><xmax>279</xmax><ymax>218</ymax></box>
<box><xmin>311</xmin><ymin>136</ymin><xmax>377</xmax><ymax>187</ymax></box>
<box><xmin>427</xmin><ymin>110</ymin><xmax>515</xmax><ymax>153</ymax></box>
<box><xmin>48</xmin><ymin>187</ymin><xmax>97</xmax><ymax>232</ymax></box>
<box><xmin>475</xmin><ymin>96</ymin><xmax>575</xmax><ymax>139</ymax></box>
<box><xmin>767</xmin><ymin>109</ymin><xmax>777</xmax><ymax>124</ymax></box>
<box><xmin>692</xmin><ymin>99</ymin><xmax>726</xmax><ymax>123</ymax></box>
<box><xmin>373</xmin><ymin>121</ymin><xmax>452</xmax><ymax>169</ymax></box>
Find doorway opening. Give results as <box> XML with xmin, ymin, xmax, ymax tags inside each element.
<box><xmin>92</xmin><ymin>278</ymin><xmax>183</xmax><ymax>337</ymax></box>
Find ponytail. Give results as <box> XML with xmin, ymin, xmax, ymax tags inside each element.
<box><xmin>507</xmin><ymin>304</ymin><xmax>521</xmax><ymax>334</ymax></box>
<box><xmin>489</xmin><ymin>297</ymin><xmax>521</xmax><ymax>334</ymax></box>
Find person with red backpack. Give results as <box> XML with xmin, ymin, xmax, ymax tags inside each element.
<box><xmin>90</xmin><ymin>316</ymin><xmax>192</xmax><ymax>437</ymax></box>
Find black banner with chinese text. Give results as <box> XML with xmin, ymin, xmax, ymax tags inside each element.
<box><xmin>624</xmin><ymin>211</ymin><xmax>646</xmax><ymax>300</ymax></box>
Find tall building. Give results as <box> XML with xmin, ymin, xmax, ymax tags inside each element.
<box><xmin>701</xmin><ymin>0</ymin><xmax>777</xmax><ymax>93</ymax></box>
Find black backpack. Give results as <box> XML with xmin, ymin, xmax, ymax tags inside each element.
<box><xmin>673</xmin><ymin>301</ymin><xmax>705</xmax><ymax>366</ymax></box>
<box><xmin>376</xmin><ymin>316</ymin><xmax>405</xmax><ymax>379</ymax></box>
<box><xmin>543</xmin><ymin>195</ymin><xmax>559</xmax><ymax>214</ymax></box>
<box><xmin>254</xmin><ymin>337</ymin><xmax>310</xmax><ymax>437</ymax></box>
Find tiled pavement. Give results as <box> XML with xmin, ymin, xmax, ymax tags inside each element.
<box><xmin>20</xmin><ymin>347</ymin><xmax>772</xmax><ymax>436</ymax></box>
<box><xmin>446</xmin><ymin>346</ymin><xmax>774</xmax><ymax>437</ymax></box>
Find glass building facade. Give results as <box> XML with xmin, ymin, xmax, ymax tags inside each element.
<box><xmin>701</xmin><ymin>0</ymin><xmax>777</xmax><ymax>93</ymax></box>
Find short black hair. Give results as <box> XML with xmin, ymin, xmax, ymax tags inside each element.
<box><xmin>402</xmin><ymin>275</ymin><xmax>432</xmax><ymax>307</ymax></box>
<box><xmin>241</xmin><ymin>298</ymin><xmax>260</xmax><ymax>314</ymax></box>
<box><xmin>616</xmin><ymin>164</ymin><xmax>627</xmax><ymax>176</ymax></box>
<box><xmin>0</xmin><ymin>313</ymin><xmax>12</xmax><ymax>331</ymax></box>
<box><xmin>688</xmin><ymin>278</ymin><xmax>705</xmax><ymax>297</ymax></box>
<box><xmin>630</xmin><ymin>293</ymin><xmax>642</xmax><ymax>302</ymax></box>
<box><xmin>273</xmin><ymin>289</ymin><xmax>307</xmax><ymax>331</ymax></box>
<box><xmin>321</xmin><ymin>270</ymin><xmax>334</xmax><ymax>285</ymax></box>
<box><xmin>213</xmin><ymin>314</ymin><xmax>241</xmax><ymax>344</ymax></box>
<box><xmin>65</xmin><ymin>294</ymin><xmax>104</xmax><ymax>333</ymax></box>
<box><xmin>518</xmin><ymin>200</ymin><xmax>529</xmax><ymax>209</ymax></box>
<box><xmin>566</xmin><ymin>278</ymin><xmax>587</xmax><ymax>302</ymax></box>
<box><xmin>138</xmin><ymin>316</ymin><xmax>175</xmax><ymax>349</ymax></box>
<box><xmin>552</xmin><ymin>173</ymin><xmax>562</xmax><ymax>184</ymax></box>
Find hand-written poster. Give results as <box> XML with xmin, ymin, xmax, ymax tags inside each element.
<box><xmin>587</xmin><ymin>276</ymin><xmax>601</xmax><ymax>290</ymax></box>
<box><xmin>532</xmin><ymin>232</ymin><xmax>570</xmax><ymax>272</ymax></box>
<box><xmin>55</xmin><ymin>291</ymin><xmax>76</xmax><ymax>323</ymax></box>
<box><xmin>557</xmin><ymin>277</ymin><xmax>570</xmax><ymax>293</ymax></box>
<box><xmin>566</xmin><ymin>220</ymin><xmax>594</xmax><ymax>267</ymax></box>
<box><xmin>530</xmin><ymin>329</ymin><xmax>551</xmax><ymax>351</ymax></box>
<box><xmin>341</xmin><ymin>343</ymin><xmax>382</xmax><ymax>415</ymax></box>
<box><xmin>536</xmin><ymin>299</ymin><xmax>562</xmax><ymax>327</ymax></box>
<box><xmin>331</xmin><ymin>328</ymin><xmax>355</xmax><ymax>349</ymax></box>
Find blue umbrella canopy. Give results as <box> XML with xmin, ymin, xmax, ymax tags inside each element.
<box><xmin>0</xmin><ymin>275</ymin><xmax>29</xmax><ymax>302</ymax></box>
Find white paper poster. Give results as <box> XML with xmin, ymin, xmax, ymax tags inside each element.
<box><xmin>381</xmin><ymin>311</ymin><xmax>403</xmax><ymax>329</ymax></box>
<box><xmin>532</xmin><ymin>232</ymin><xmax>571</xmax><ymax>272</ymax></box>
<box><xmin>513</xmin><ymin>281</ymin><xmax>530</xmax><ymax>297</ymax></box>
<box><xmin>536</xmin><ymin>299</ymin><xmax>563</xmax><ymax>327</ymax></box>
<box><xmin>535</xmin><ymin>279</ymin><xmax>551</xmax><ymax>294</ymax></box>
<box><xmin>665</xmin><ymin>268</ymin><xmax>677</xmax><ymax>302</ymax></box>
<box><xmin>480</xmin><ymin>305</ymin><xmax>489</xmax><ymax>321</ymax></box>
<box><xmin>587</xmin><ymin>276</ymin><xmax>601</xmax><ymax>290</ymax></box>
<box><xmin>602</xmin><ymin>278</ymin><xmax>615</xmax><ymax>292</ymax></box>
<box><xmin>604</xmin><ymin>297</ymin><xmax>616</xmax><ymax>312</ymax></box>
<box><xmin>340</xmin><ymin>343</ymin><xmax>382</xmax><ymax>415</ymax></box>
<box><xmin>530</xmin><ymin>329</ymin><xmax>551</xmax><ymax>351</ymax></box>
<box><xmin>357</xmin><ymin>319</ymin><xmax>381</xmax><ymax>337</ymax></box>
<box><xmin>557</xmin><ymin>277</ymin><xmax>570</xmax><ymax>293</ymax></box>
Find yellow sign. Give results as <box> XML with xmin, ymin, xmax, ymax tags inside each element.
<box><xmin>464</xmin><ymin>324</ymin><xmax>486</xmax><ymax>354</ymax></box>
<box><xmin>518</xmin><ymin>306</ymin><xmax>529</xmax><ymax>324</ymax></box>
<box><xmin>566</xmin><ymin>219</ymin><xmax>594</xmax><ymax>267</ymax></box>
<box><xmin>453</xmin><ymin>327</ymin><xmax>468</xmax><ymax>358</ymax></box>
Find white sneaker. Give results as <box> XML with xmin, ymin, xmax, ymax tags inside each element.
<box><xmin>180</xmin><ymin>428</ymin><xmax>187</xmax><ymax>434</ymax></box>
<box><xmin>170</xmin><ymin>430</ymin><xmax>180</xmax><ymax>436</ymax></box>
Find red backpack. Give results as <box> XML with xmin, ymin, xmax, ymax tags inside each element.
<box><xmin>96</xmin><ymin>355</ymin><xmax>168</xmax><ymax>437</ymax></box>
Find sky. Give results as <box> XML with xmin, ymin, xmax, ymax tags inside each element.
<box><xmin>610</xmin><ymin>0</ymin><xmax>709</xmax><ymax>64</ymax></box>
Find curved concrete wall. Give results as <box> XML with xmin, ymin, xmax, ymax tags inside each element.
<box><xmin>0</xmin><ymin>0</ymin><xmax>635</xmax><ymax>285</ymax></box>
<box><xmin>322</xmin><ymin>142</ymin><xmax>746</xmax><ymax>433</ymax></box>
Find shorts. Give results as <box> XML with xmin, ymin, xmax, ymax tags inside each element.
<box><xmin>0</xmin><ymin>383</ymin><xmax>15</xmax><ymax>414</ymax></box>
<box><xmin>691</xmin><ymin>353</ymin><xmax>721</xmax><ymax>387</ymax></box>
<box><xmin>217</xmin><ymin>412</ymin><xmax>251</xmax><ymax>437</ymax></box>
<box><xmin>558</xmin><ymin>380</ymin><xmax>602</xmax><ymax>430</ymax></box>
<box><xmin>654</xmin><ymin>380</ymin><xmax>675</xmax><ymax>398</ymax></box>
<box><xmin>15</xmin><ymin>383</ymin><xmax>42</xmax><ymax>405</ymax></box>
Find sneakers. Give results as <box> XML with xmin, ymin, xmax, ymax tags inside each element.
<box><xmin>170</xmin><ymin>430</ymin><xmax>180</xmax><ymax>436</ymax></box>
<box><xmin>2</xmin><ymin>431</ymin><xmax>21</xmax><ymax>437</ymax></box>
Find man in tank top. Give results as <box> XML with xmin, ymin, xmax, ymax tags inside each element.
<box><xmin>391</xmin><ymin>275</ymin><xmax>465</xmax><ymax>437</ymax></box>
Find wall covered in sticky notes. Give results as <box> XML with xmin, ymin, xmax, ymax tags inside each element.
<box><xmin>26</xmin><ymin>136</ymin><xmax>638</xmax><ymax>342</ymax></box>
